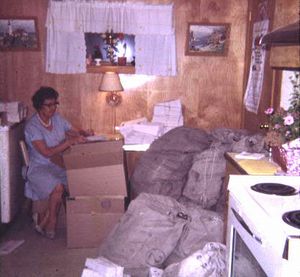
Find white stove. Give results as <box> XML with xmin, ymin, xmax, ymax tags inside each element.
<box><xmin>226</xmin><ymin>175</ymin><xmax>300</xmax><ymax>277</ymax></box>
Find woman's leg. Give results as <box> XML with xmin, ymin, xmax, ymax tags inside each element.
<box><xmin>45</xmin><ymin>184</ymin><xmax>64</xmax><ymax>232</ymax></box>
<box><xmin>33</xmin><ymin>199</ymin><xmax>49</xmax><ymax>233</ymax></box>
<box><xmin>38</xmin><ymin>209</ymin><xmax>49</xmax><ymax>230</ymax></box>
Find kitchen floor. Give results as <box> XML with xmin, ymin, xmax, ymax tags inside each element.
<box><xmin>0</xmin><ymin>208</ymin><xmax>98</xmax><ymax>277</ymax></box>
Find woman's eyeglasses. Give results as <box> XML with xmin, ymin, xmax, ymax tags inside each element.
<box><xmin>42</xmin><ymin>102</ymin><xmax>59</xmax><ymax>108</ymax></box>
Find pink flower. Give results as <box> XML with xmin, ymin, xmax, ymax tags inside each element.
<box><xmin>264</xmin><ymin>107</ymin><xmax>274</xmax><ymax>115</ymax></box>
<box><xmin>284</xmin><ymin>115</ymin><xmax>294</xmax><ymax>125</ymax></box>
<box><xmin>274</xmin><ymin>124</ymin><xmax>281</xmax><ymax>129</ymax></box>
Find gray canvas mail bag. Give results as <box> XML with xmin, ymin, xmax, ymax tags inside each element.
<box><xmin>98</xmin><ymin>193</ymin><xmax>190</xmax><ymax>271</ymax></box>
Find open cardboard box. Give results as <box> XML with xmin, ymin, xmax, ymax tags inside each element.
<box><xmin>66</xmin><ymin>195</ymin><xmax>125</xmax><ymax>248</ymax></box>
<box><xmin>63</xmin><ymin>140</ymin><xmax>127</xmax><ymax>197</ymax></box>
<box><xmin>63</xmin><ymin>140</ymin><xmax>127</xmax><ymax>248</ymax></box>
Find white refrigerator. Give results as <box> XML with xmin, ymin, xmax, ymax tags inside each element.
<box><xmin>0</xmin><ymin>122</ymin><xmax>25</xmax><ymax>223</ymax></box>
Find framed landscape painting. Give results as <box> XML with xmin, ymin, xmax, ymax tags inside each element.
<box><xmin>0</xmin><ymin>17</ymin><xmax>40</xmax><ymax>51</ymax></box>
<box><xmin>185</xmin><ymin>22</ymin><xmax>231</xmax><ymax>56</ymax></box>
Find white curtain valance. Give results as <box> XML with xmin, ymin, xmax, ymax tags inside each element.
<box><xmin>46</xmin><ymin>1</ymin><xmax>176</xmax><ymax>76</ymax></box>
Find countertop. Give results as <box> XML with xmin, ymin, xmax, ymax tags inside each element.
<box><xmin>225</xmin><ymin>152</ymin><xmax>281</xmax><ymax>175</ymax></box>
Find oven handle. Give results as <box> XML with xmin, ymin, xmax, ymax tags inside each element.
<box><xmin>231</xmin><ymin>208</ymin><xmax>262</xmax><ymax>244</ymax></box>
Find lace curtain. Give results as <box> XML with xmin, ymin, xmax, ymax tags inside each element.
<box><xmin>46</xmin><ymin>1</ymin><xmax>176</xmax><ymax>76</ymax></box>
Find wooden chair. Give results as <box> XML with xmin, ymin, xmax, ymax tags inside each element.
<box><xmin>19</xmin><ymin>140</ymin><xmax>32</xmax><ymax>216</ymax></box>
<box><xmin>19</xmin><ymin>140</ymin><xmax>48</xmax><ymax>220</ymax></box>
<box><xmin>19</xmin><ymin>140</ymin><xmax>29</xmax><ymax>180</ymax></box>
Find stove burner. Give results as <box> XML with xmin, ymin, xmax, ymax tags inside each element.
<box><xmin>251</xmin><ymin>183</ymin><xmax>296</xmax><ymax>196</ymax></box>
<box><xmin>282</xmin><ymin>210</ymin><xmax>300</xmax><ymax>229</ymax></box>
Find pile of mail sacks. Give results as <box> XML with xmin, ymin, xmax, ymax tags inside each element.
<box><xmin>82</xmin><ymin>193</ymin><xmax>226</xmax><ymax>277</ymax></box>
<box><xmin>80</xmin><ymin>127</ymin><xmax>266</xmax><ymax>276</ymax></box>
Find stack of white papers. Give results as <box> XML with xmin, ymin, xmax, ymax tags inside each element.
<box><xmin>119</xmin><ymin>120</ymin><xmax>163</xmax><ymax>145</ymax></box>
<box><xmin>0</xmin><ymin>101</ymin><xmax>27</xmax><ymax>123</ymax></box>
<box><xmin>119</xmin><ymin>99</ymin><xmax>184</xmax><ymax>147</ymax></box>
<box><xmin>235</xmin><ymin>152</ymin><xmax>265</xmax><ymax>160</ymax></box>
<box><xmin>121</xmin><ymin>129</ymin><xmax>158</xmax><ymax>145</ymax></box>
<box><xmin>122</xmin><ymin>144</ymin><xmax>150</xmax><ymax>151</ymax></box>
<box><xmin>133</xmin><ymin>122</ymin><xmax>163</xmax><ymax>136</ymax></box>
<box><xmin>86</xmin><ymin>135</ymin><xmax>107</xmax><ymax>142</ymax></box>
<box><xmin>152</xmin><ymin>99</ymin><xmax>184</xmax><ymax>133</ymax></box>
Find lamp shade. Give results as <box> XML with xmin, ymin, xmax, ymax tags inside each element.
<box><xmin>99</xmin><ymin>72</ymin><xmax>124</xmax><ymax>92</ymax></box>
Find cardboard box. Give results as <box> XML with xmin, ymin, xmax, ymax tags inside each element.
<box><xmin>66</xmin><ymin>196</ymin><xmax>124</xmax><ymax>248</ymax></box>
<box><xmin>63</xmin><ymin>140</ymin><xmax>127</xmax><ymax>196</ymax></box>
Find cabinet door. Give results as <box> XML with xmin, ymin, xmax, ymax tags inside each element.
<box><xmin>242</xmin><ymin>0</ymin><xmax>275</xmax><ymax>133</ymax></box>
<box><xmin>270</xmin><ymin>0</ymin><xmax>300</xmax><ymax>68</ymax></box>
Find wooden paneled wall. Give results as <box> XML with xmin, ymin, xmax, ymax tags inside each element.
<box><xmin>1</xmin><ymin>0</ymin><xmax>250</xmax><ymax>134</ymax></box>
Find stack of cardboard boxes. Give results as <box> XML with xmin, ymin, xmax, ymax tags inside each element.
<box><xmin>63</xmin><ymin>139</ymin><xmax>127</xmax><ymax>248</ymax></box>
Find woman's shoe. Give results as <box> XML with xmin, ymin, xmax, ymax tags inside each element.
<box><xmin>32</xmin><ymin>212</ymin><xmax>39</xmax><ymax>226</ymax></box>
<box><xmin>33</xmin><ymin>213</ymin><xmax>45</xmax><ymax>235</ymax></box>
<box><xmin>34</xmin><ymin>224</ymin><xmax>45</xmax><ymax>235</ymax></box>
<box><xmin>45</xmin><ymin>230</ymin><xmax>56</xmax><ymax>240</ymax></box>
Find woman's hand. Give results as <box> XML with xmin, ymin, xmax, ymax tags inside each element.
<box><xmin>67</xmin><ymin>135</ymin><xmax>87</xmax><ymax>146</ymax></box>
<box><xmin>67</xmin><ymin>128</ymin><xmax>94</xmax><ymax>138</ymax></box>
<box><xmin>80</xmin><ymin>129</ymin><xmax>94</xmax><ymax>137</ymax></box>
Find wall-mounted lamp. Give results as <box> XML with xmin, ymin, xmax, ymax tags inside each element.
<box><xmin>99</xmin><ymin>72</ymin><xmax>124</xmax><ymax>133</ymax></box>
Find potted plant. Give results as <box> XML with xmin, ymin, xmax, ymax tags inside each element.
<box><xmin>102</xmin><ymin>30</ymin><xmax>121</xmax><ymax>65</ymax></box>
<box><xmin>264</xmin><ymin>72</ymin><xmax>300</xmax><ymax>175</ymax></box>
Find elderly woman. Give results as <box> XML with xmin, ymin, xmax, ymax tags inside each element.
<box><xmin>25</xmin><ymin>86</ymin><xmax>92</xmax><ymax>239</ymax></box>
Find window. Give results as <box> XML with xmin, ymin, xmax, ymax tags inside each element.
<box><xmin>85</xmin><ymin>32</ymin><xmax>135</xmax><ymax>66</ymax></box>
<box><xmin>46</xmin><ymin>1</ymin><xmax>176</xmax><ymax>76</ymax></box>
<box><xmin>280</xmin><ymin>70</ymin><xmax>299</xmax><ymax>110</ymax></box>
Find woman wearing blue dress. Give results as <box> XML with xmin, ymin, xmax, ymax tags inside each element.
<box><xmin>25</xmin><ymin>86</ymin><xmax>92</xmax><ymax>239</ymax></box>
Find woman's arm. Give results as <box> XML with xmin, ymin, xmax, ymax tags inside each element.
<box><xmin>32</xmin><ymin>135</ymin><xmax>86</xmax><ymax>158</ymax></box>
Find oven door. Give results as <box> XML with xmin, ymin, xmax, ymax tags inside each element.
<box><xmin>226</xmin><ymin>195</ymin><xmax>282</xmax><ymax>277</ymax></box>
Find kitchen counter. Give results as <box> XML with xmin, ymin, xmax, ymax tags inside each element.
<box><xmin>225</xmin><ymin>152</ymin><xmax>280</xmax><ymax>175</ymax></box>
<box><xmin>222</xmin><ymin>152</ymin><xmax>282</xmax><ymax>242</ymax></box>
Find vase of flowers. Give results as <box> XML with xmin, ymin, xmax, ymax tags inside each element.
<box><xmin>264</xmin><ymin>72</ymin><xmax>300</xmax><ymax>175</ymax></box>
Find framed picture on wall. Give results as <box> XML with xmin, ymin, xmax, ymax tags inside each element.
<box><xmin>185</xmin><ymin>22</ymin><xmax>230</xmax><ymax>56</ymax></box>
<box><xmin>0</xmin><ymin>17</ymin><xmax>40</xmax><ymax>51</ymax></box>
